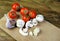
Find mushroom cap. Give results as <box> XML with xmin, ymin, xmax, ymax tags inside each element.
<box><xmin>26</xmin><ymin>20</ymin><xmax>33</xmax><ymax>28</ymax></box>
<box><xmin>32</xmin><ymin>18</ymin><xmax>38</xmax><ymax>26</ymax></box>
<box><xmin>36</xmin><ymin>15</ymin><xmax>44</xmax><ymax>22</ymax></box>
<box><xmin>16</xmin><ymin>19</ymin><xmax>25</xmax><ymax>28</ymax></box>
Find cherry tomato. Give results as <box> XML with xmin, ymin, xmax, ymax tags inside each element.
<box><xmin>8</xmin><ymin>11</ymin><xmax>17</xmax><ymax>19</ymax></box>
<box><xmin>12</xmin><ymin>3</ymin><xmax>20</xmax><ymax>11</ymax></box>
<box><xmin>22</xmin><ymin>16</ymin><xmax>30</xmax><ymax>22</ymax></box>
<box><xmin>29</xmin><ymin>10</ymin><xmax>36</xmax><ymax>19</ymax></box>
<box><xmin>20</xmin><ymin>8</ymin><xmax>29</xmax><ymax>16</ymax></box>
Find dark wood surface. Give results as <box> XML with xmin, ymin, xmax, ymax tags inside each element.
<box><xmin>0</xmin><ymin>0</ymin><xmax>60</xmax><ymax>41</ymax></box>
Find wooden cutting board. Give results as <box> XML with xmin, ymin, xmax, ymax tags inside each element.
<box><xmin>0</xmin><ymin>16</ymin><xmax>60</xmax><ymax>41</ymax></box>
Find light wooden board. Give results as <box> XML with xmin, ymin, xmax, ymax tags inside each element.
<box><xmin>0</xmin><ymin>16</ymin><xmax>60</xmax><ymax>41</ymax></box>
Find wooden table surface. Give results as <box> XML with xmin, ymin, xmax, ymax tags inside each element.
<box><xmin>0</xmin><ymin>0</ymin><xmax>60</xmax><ymax>41</ymax></box>
<box><xmin>0</xmin><ymin>16</ymin><xmax>60</xmax><ymax>41</ymax></box>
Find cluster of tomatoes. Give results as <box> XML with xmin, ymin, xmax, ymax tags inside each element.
<box><xmin>8</xmin><ymin>3</ymin><xmax>36</xmax><ymax>22</ymax></box>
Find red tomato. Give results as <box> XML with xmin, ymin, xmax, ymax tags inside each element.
<box><xmin>12</xmin><ymin>3</ymin><xmax>20</xmax><ymax>11</ymax></box>
<box><xmin>29</xmin><ymin>10</ymin><xmax>36</xmax><ymax>19</ymax></box>
<box><xmin>20</xmin><ymin>8</ymin><xmax>29</xmax><ymax>16</ymax></box>
<box><xmin>8</xmin><ymin>11</ymin><xmax>17</xmax><ymax>19</ymax></box>
<box><xmin>22</xmin><ymin>16</ymin><xmax>30</xmax><ymax>22</ymax></box>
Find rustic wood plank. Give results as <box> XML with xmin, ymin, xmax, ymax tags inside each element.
<box><xmin>0</xmin><ymin>29</ymin><xmax>16</xmax><ymax>41</ymax></box>
<box><xmin>0</xmin><ymin>16</ymin><xmax>60</xmax><ymax>41</ymax></box>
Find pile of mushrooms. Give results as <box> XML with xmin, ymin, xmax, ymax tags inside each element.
<box><xmin>16</xmin><ymin>14</ymin><xmax>44</xmax><ymax>36</ymax></box>
<box><xmin>5</xmin><ymin>14</ymin><xmax>44</xmax><ymax>36</ymax></box>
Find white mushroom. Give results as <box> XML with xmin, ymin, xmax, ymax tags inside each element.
<box><xmin>24</xmin><ymin>18</ymin><xmax>38</xmax><ymax>32</ymax></box>
<box><xmin>26</xmin><ymin>20</ymin><xmax>33</xmax><ymax>28</ymax></box>
<box><xmin>29</xmin><ymin>31</ymin><xmax>33</xmax><ymax>36</ymax></box>
<box><xmin>23</xmin><ymin>20</ymin><xmax>33</xmax><ymax>33</ymax></box>
<box><xmin>32</xmin><ymin>18</ymin><xmax>38</xmax><ymax>26</ymax></box>
<box><xmin>19</xmin><ymin>28</ymin><xmax>28</xmax><ymax>36</ymax></box>
<box><xmin>33</xmin><ymin>28</ymin><xmax>40</xmax><ymax>36</ymax></box>
<box><xmin>16</xmin><ymin>19</ymin><xmax>25</xmax><ymax>28</ymax></box>
<box><xmin>36</xmin><ymin>14</ymin><xmax>44</xmax><ymax>22</ymax></box>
